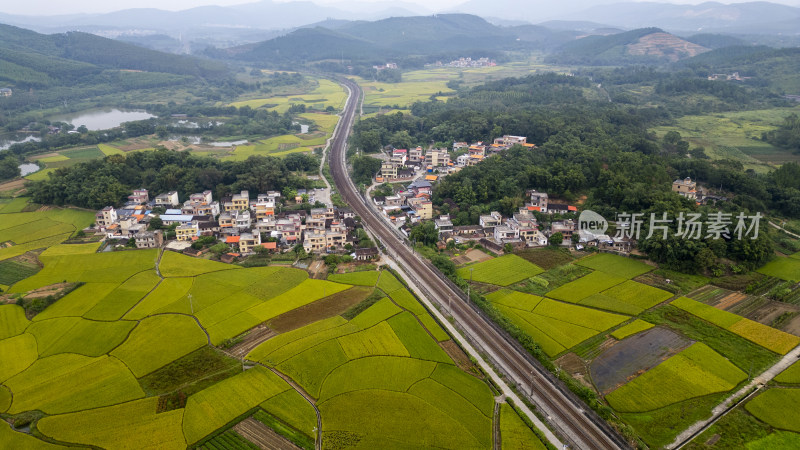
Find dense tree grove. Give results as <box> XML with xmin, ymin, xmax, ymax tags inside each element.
<box><xmin>27</xmin><ymin>149</ymin><xmax>318</xmax><ymax>209</ymax></box>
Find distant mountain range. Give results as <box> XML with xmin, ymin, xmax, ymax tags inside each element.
<box><xmin>0</xmin><ymin>0</ymin><xmax>797</xmax><ymax>55</ymax></box>
<box><xmin>220</xmin><ymin>14</ymin><xmax>579</xmax><ymax>64</ymax></box>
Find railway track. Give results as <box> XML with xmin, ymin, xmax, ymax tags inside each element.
<box><xmin>328</xmin><ymin>77</ymin><xmax>627</xmax><ymax>450</ymax></box>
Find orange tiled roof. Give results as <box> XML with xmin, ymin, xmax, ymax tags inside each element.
<box><xmin>226</xmin><ymin>236</ymin><xmax>240</xmax><ymax>243</ymax></box>
<box><xmin>261</xmin><ymin>242</ymin><xmax>277</xmax><ymax>249</ymax></box>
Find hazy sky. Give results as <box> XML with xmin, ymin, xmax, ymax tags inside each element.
<box><xmin>2</xmin><ymin>0</ymin><xmax>799</xmax><ymax>16</ymax></box>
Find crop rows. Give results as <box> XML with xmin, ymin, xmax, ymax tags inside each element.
<box><xmin>672</xmin><ymin>296</ymin><xmax>800</xmax><ymax>354</ymax></box>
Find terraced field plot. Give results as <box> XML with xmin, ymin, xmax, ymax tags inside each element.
<box><xmin>0</xmin><ymin>239</ymin><xmax>509</xmax><ymax>448</ymax></box>
<box><xmin>488</xmin><ymin>289</ymin><xmax>628</xmax><ymax>356</ymax></box>
<box><xmin>546</xmin><ymin>271</ymin><xmax>626</xmax><ymax>303</ymax></box>
<box><xmin>456</xmin><ymin>254</ymin><xmax>544</xmax><ymax>286</ymax></box>
<box><xmin>0</xmin><ymin>207</ymin><xmax>94</xmax><ymax>262</ymax></box>
<box><xmin>230</xmin><ymin>78</ymin><xmax>347</xmax><ymax>113</ymax></box>
<box><xmin>672</xmin><ymin>296</ymin><xmax>800</xmax><ymax>354</ymax></box>
<box><xmin>745</xmin><ymin>388</ymin><xmax>800</xmax><ymax>432</ymax></box>
<box><xmin>581</xmin><ymin>280</ymin><xmax>673</xmax><ymax>315</ymax></box>
<box><xmin>611</xmin><ymin>320</ymin><xmax>654</xmax><ymax>340</ymax></box>
<box><xmin>500</xmin><ymin>403</ymin><xmax>547</xmax><ymax>450</ymax></box>
<box><xmin>248</xmin><ymin>298</ymin><xmax>496</xmax><ymax>448</ymax></box>
<box><xmin>575</xmin><ymin>253</ymin><xmax>653</xmax><ymax>279</ymax></box>
<box><xmin>776</xmin><ymin>359</ymin><xmax>800</xmax><ymax>384</ymax></box>
<box><xmin>605</xmin><ymin>342</ymin><xmax>747</xmax><ymax>412</ymax></box>
<box><xmin>757</xmin><ymin>257</ymin><xmax>800</xmax><ymax>282</ymax></box>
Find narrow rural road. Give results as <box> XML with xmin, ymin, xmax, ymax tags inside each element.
<box><xmin>328</xmin><ymin>77</ymin><xmax>627</xmax><ymax>450</ymax></box>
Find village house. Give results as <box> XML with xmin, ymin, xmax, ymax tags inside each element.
<box><xmin>453</xmin><ymin>141</ymin><xmax>469</xmax><ymax>151</ymax></box>
<box><xmin>219</xmin><ymin>210</ymin><xmax>251</xmax><ymax>230</ymax></box>
<box><xmin>135</xmin><ymin>230</ymin><xmax>163</xmax><ymax>249</ymax></box>
<box><xmin>425</xmin><ymin>148</ymin><xmax>450</xmax><ymax>169</ymax></box>
<box><xmin>252</xmin><ymin>194</ymin><xmax>276</xmax><ymax>220</ymax></box>
<box><xmin>0</xmin><ymin>88</ymin><xmax>12</xmax><ymax>97</ymax></box>
<box><xmin>550</xmin><ymin>220</ymin><xmax>577</xmax><ymax>241</ymax></box>
<box><xmin>224</xmin><ymin>190</ymin><xmax>250</xmax><ymax>211</ymax></box>
<box><xmin>527</xmin><ymin>190</ymin><xmax>549</xmax><ymax>212</ymax></box>
<box><xmin>355</xmin><ymin>247</ymin><xmax>379</xmax><ymax>261</ymax></box>
<box><xmin>672</xmin><ymin>177</ymin><xmax>697</xmax><ymax>200</ymax></box>
<box><xmin>434</xmin><ymin>215</ymin><xmax>454</xmax><ymax>235</ymax></box>
<box><xmin>182</xmin><ymin>190</ymin><xmax>220</xmax><ymax>217</ymax></box>
<box><xmin>407</xmin><ymin>197</ymin><xmax>433</xmax><ymax>220</ymax></box>
<box><xmin>479</xmin><ymin>211</ymin><xmax>503</xmax><ymax>232</ymax></box>
<box><xmin>128</xmin><ymin>189</ymin><xmax>149</xmax><ymax>205</ymax></box>
<box><xmin>155</xmin><ymin>191</ymin><xmax>179</xmax><ymax>207</ymax></box>
<box><xmin>95</xmin><ymin>206</ymin><xmax>117</xmax><ymax>230</ymax></box>
<box><xmin>409</xmin><ymin>147</ymin><xmax>424</xmax><ymax>164</ymax></box>
<box><xmin>238</xmin><ymin>232</ymin><xmax>262</xmax><ymax>253</ymax></box>
<box><xmin>176</xmin><ymin>222</ymin><xmax>199</xmax><ymax>241</ymax></box>
<box><xmin>160</xmin><ymin>213</ymin><xmax>193</xmax><ymax>226</ymax></box>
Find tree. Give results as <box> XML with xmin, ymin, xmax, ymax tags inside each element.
<box><xmin>550</xmin><ymin>232</ymin><xmax>563</xmax><ymax>246</ymax></box>
<box><xmin>410</xmin><ymin>221</ymin><xmax>438</xmax><ymax>246</ymax></box>
<box><xmin>148</xmin><ymin>217</ymin><xmax>163</xmax><ymax>230</ymax></box>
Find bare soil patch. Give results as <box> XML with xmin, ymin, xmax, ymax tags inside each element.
<box><xmin>744</xmin><ymin>300</ymin><xmax>800</xmax><ymax>328</ymax></box>
<box><xmin>556</xmin><ymin>352</ymin><xmax>595</xmax><ymax>392</ymax></box>
<box><xmin>716</xmin><ymin>292</ymin><xmax>747</xmax><ymax>310</ymax></box>
<box><xmin>783</xmin><ymin>315</ymin><xmax>800</xmax><ymax>336</ymax></box>
<box><xmin>452</xmin><ymin>248</ymin><xmax>492</xmax><ymax>266</ymax></box>
<box><xmin>307</xmin><ymin>260</ymin><xmax>327</xmax><ymax>279</ymax></box>
<box><xmin>268</xmin><ymin>286</ymin><xmax>372</xmax><ymax>333</ymax></box>
<box><xmin>590</xmin><ymin>327</ymin><xmax>691</xmax><ymax>394</ymax></box>
<box><xmin>235</xmin><ymin>417</ymin><xmax>301</xmax><ymax>450</ymax></box>
<box><xmin>23</xmin><ymin>282</ymin><xmax>71</xmax><ymax>299</ymax></box>
<box><xmin>516</xmin><ymin>247</ymin><xmax>573</xmax><ymax>270</ymax></box>
<box><xmin>0</xmin><ymin>178</ymin><xmax>26</xmax><ymax>192</ymax></box>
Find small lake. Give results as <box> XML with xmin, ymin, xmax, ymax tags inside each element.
<box><xmin>19</xmin><ymin>163</ymin><xmax>40</xmax><ymax>176</ymax></box>
<box><xmin>49</xmin><ymin>108</ymin><xmax>155</xmax><ymax>131</ymax></box>
<box><xmin>0</xmin><ymin>134</ymin><xmax>40</xmax><ymax>151</ymax></box>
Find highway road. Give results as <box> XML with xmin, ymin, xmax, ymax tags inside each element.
<box><xmin>328</xmin><ymin>77</ymin><xmax>628</xmax><ymax>450</ymax></box>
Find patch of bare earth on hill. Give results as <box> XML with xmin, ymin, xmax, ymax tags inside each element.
<box><xmin>268</xmin><ymin>286</ymin><xmax>373</xmax><ymax>333</ymax></box>
<box><xmin>626</xmin><ymin>32</ymin><xmax>709</xmax><ymax>61</ymax></box>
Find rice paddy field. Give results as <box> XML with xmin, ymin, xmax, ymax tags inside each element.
<box><xmin>650</xmin><ymin>106</ymin><xmax>800</xmax><ymax>173</ymax></box>
<box><xmin>230</xmin><ymin>78</ymin><xmax>347</xmax><ymax>113</ymax></box>
<box><xmin>456</xmin><ymin>254</ymin><xmax>544</xmax><ymax>286</ymax></box>
<box><xmin>606</xmin><ymin>343</ymin><xmax>747</xmax><ymax>413</ymax></box>
<box><xmin>486</xmin><ymin>288</ymin><xmax>627</xmax><ymax>356</ymax></box>
<box><xmin>757</xmin><ymin>256</ymin><xmax>800</xmax><ymax>282</ymax></box>
<box><xmin>672</xmin><ymin>296</ymin><xmax>800</xmax><ymax>354</ymax></box>
<box><xmin>0</xmin><ymin>204</ymin><xmax>95</xmax><ymax>263</ymax></box>
<box><xmin>0</xmin><ymin>237</ymin><xmax>529</xmax><ymax>449</ymax></box>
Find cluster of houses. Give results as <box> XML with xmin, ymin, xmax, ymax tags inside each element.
<box><xmin>377</xmin><ymin>135</ymin><xmax>536</xmax><ymax>183</ymax></box>
<box><xmin>0</xmin><ymin>88</ymin><xmax>11</xmax><ymax>97</ymax></box>
<box><xmin>95</xmin><ymin>188</ymin><xmax>377</xmax><ymax>260</ymax></box>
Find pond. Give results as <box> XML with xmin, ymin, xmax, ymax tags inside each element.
<box><xmin>0</xmin><ymin>134</ymin><xmax>40</xmax><ymax>151</ymax></box>
<box><xmin>18</xmin><ymin>163</ymin><xmax>40</xmax><ymax>176</ymax></box>
<box><xmin>209</xmin><ymin>140</ymin><xmax>248</xmax><ymax>147</ymax></box>
<box><xmin>293</xmin><ymin>121</ymin><xmax>309</xmax><ymax>134</ymax></box>
<box><xmin>49</xmin><ymin>108</ymin><xmax>156</xmax><ymax>131</ymax></box>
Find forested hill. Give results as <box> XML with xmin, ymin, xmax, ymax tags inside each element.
<box><xmin>548</xmin><ymin>27</ymin><xmax>710</xmax><ymax>65</ymax></box>
<box><xmin>0</xmin><ymin>23</ymin><xmax>229</xmax><ymax>84</ymax></box>
<box><xmin>219</xmin><ymin>14</ymin><xmax>567</xmax><ymax>64</ymax></box>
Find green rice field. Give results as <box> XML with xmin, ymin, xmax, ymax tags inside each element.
<box><xmin>606</xmin><ymin>343</ymin><xmax>747</xmax><ymax>412</ymax></box>
<box><xmin>672</xmin><ymin>297</ymin><xmax>800</xmax><ymax>354</ymax></box>
<box><xmin>575</xmin><ymin>253</ymin><xmax>653</xmax><ymax>279</ymax></box>
<box><xmin>457</xmin><ymin>254</ymin><xmax>544</xmax><ymax>286</ymax></box>
<box><xmin>757</xmin><ymin>257</ymin><xmax>800</xmax><ymax>282</ymax></box>
<box><xmin>610</xmin><ymin>320</ymin><xmax>655</xmax><ymax>340</ymax></box>
<box><xmin>745</xmin><ymin>388</ymin><xmax>800</xmax><ymax>432</ymax></box>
